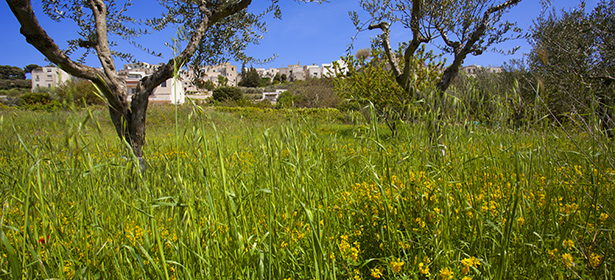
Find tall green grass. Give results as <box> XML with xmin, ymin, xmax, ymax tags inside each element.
<box><xmin>0</xmin><ymin>105</ymin><xmax>612</xmax><ymax>279</ymax></box>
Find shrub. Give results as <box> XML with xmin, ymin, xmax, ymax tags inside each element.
<box><xmin>212</xmin><ymin>86</ymin><xmax>243</xmax><ymax>102</ymax></box>
<box><xmin>20</xmin><ymin>92</ymin><xmax>62</xmax><ymax>111</ymax></box>
<box><xmin>20</xmin><ymin>92</ymin><xmax>52</xmax><ymax>105</ymax></box>
<box><xmin>56</xmin><ymin>80</ymin><xmax>105</xmax><ymax>106</ymax></box>
<box><xmin>284</xmin><ymin>78</ymin><xmax>340</xmax><ymax>109</ymax></box>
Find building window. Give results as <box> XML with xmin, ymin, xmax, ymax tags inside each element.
<box><xmin>161</xmin><ymin>81</ymin><xmax>167</xmax><ymax>87</ymax></box>
<box><xmin>35</xmin><ymin>75</ymin><xmax>39</xmax><ymax>81</ymax></box>
<box><xmin>130</xmin><ymin>88</ymin><xmax>136</xmax><ymax>94</ymax></box>
<box><xmin>48</xmin><ymin>84</ymin><xmax>51</xmax><ymax>88</ymax></box>
<box><xmin>46</xmin><ymin>68</ymin><xmax>51</xmax><ymax>72</ymax></box>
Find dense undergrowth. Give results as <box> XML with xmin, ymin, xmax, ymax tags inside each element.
<box><xmin>0</xmin><ymin>105</ymin><xmax>613</xmax><ymax>279</ymax></box>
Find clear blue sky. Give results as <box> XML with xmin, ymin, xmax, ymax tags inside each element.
<box><xmin>0</xmin><ymin>0</ymin><xmax>599</xmax><ymax>72</ymax></box>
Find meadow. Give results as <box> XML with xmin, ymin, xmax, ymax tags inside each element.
<box><xmin>0</xmin><ymin>104</ymin><xmax>613</xmax><ymax>279</ymax></box>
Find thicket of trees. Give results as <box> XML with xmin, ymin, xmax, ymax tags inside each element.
<box><xmin>526</xmin><ymin>0</ymin><xmax>614</xmax><ymax>136</ymax></box>
<box><xmin>0</xmin><ymin>65</ymin><xmax>31</xmax><ymax>91</ymax></box>
<box><xmin>239</xmin><ymin>65</ymin><xmax>261</xmax><ymax>88</ymax></box>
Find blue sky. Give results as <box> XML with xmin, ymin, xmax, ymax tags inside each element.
<box><xmin>0</xmin><ymin>0</ymin><xmax>599</xmax><ymax>72</ymax></box>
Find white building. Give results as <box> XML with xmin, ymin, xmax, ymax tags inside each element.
<box><xmin>461</xmin><ymin>64</ymin><xmax>503</xmax><ymax>76</ymax></box>
<box><xmin>262</xmin><ymin>89</ymin><xmax>287</xmax><ymax>103</ymax></box>
<box><xmin>120</xmin><ymin>67</ymin><xmax>185</xmax><ymax>105</ymax></box>
<box><xmin>322</xmin><ymin>59</ymin><xmax>348</xmax><ymax>78</ymax></box>
<box><xmin>31</xmin><ymin>66</ymin><xmax>72</xmax><ymax>90</ymax></box>
<box><xmin>304</xmin><ymin>64</ymin><xmax>322</xmax><ymax>79</ymax></box>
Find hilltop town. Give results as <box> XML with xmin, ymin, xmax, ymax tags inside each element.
<box><xmin>29</xmin><ymin>60</ymin><xmax>502</xmax><ymax>104</ymax></box>
<box><xmin>29</xmin><ymin>60</ymin><xmax>352</xmax><ymax>104</ymax></box>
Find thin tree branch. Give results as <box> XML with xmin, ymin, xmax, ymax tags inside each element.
<box><xmin>5</xmin><ymin>0</ymin><xmax>125</xmax><ymax>110</ymax></box>
<box><xmin>368</xmin><ymin>22</ymin><xmax>402</xmax><ymax>79</ymax></box>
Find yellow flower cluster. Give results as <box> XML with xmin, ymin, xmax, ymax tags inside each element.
<box><xmin>439</xmin><ymin>267</ymin><xmax>454</xmax><ymax>280</ymax></box>
<box><xmin>370</xmin><ymin>267</ymin><xmax>383</xmax><ymax>278</ymax></box>
<box><xmin>561</xmin><ymin>253</ymin><xmax>574</xmax><ymax>269</ymax></box>
<box><xmin>562</xmin><ymin>239</ymin><xmax>574</xmax><ymax>249</ymax></box>
<box><xmin>461</xmin><ymin>256</ymin><xmax>480</xmax><ymax>274</ymax></box>
<box><xmin>419</xmin><ymin>262</ymin><xmax>430</xmax><ymax>275</ymax></box>
<box><xmin>390</xmin><ymin>258</ymin><xmax>404</xmax><ymax>273</ymax></box>
<box><xmin>589</xmin><ymin>253</ymin><xmax>602</xmax><ymax>268</ymax></box>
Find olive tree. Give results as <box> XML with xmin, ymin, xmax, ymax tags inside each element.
<box><xmin>354</xmin><ymin>0</ymin><xmax>523</xmax><ymax>96</ymax></box>
<box><xmin>6</xmin><ymin>0</ymin><xmax>311</xmax><ymax>168</ymax></box>
<box><xmin>528</xmin><ymin>0</ymin><xmax>615</xmax><ymax>136</ymax></box>
<box><xmin>350</xmin><ymin>0</ymin><xmax>523</xmax><ymax>141</ymax></box>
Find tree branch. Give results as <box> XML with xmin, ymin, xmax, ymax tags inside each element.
<box><xmin>88</xmin><ymin>0</ymin><xmax>119</xmax><ymax>78</ymax></box>
<box><xmin>6</xmin><ymin>0</ymin><xmax>102</xmax><ymax>82</ymax></box>
<box><xmin>368</xmin><ymin>22</ymin><xmax>402</xmax><ymax>79</ymax></box>
<box><xmin>6</xmin><ymin>0</ymin><xmax>126</xmax><ymax>110</ymax></box>
<box><xmin>141</xmin><ymin>0</ymin><xmax>253</xmax><ymax>95</ymax></box>
<box><xmin>434</xmin><ymin>22</ymin><xmax>461</xmax><ymax>54</ymax></box>
<box><xmin>437</xmin><ymin>0</ymin><xmax>522</xmax><ymax>93</ymax></box>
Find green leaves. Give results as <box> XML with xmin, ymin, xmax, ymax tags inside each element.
<box><xmin>333</xmin><ymin>45</ymin><xmax>442</xmax><ymax>135</ymax></box>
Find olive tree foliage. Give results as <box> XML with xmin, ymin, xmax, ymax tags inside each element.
<box><xmin>351</xmin><ymin>0</ymin><xmax>523</xmax><ymax>99</ymax></box>
<box><xmin>6</xmin><ymin>0</ymin><xmax>315</xmax><ymax>166</ymax></box>
<box><xmin>333</xmin><ymin>46</ymin><xmax>443</xmax><ymax>136</ymax></box>
<box><xmin>528</xmin><ymin>0</ymin><xmax>615</xmax><ymax>136</ymax></box>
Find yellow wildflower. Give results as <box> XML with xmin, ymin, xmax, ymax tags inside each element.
<box><xmin>600</xmin><ymin>213</ymin><xmax>609</xmax><ymax>222</ymax></box>
<box><xmin>517</xmin><ymin>217</ymin><xmax>525</xmax><ymax>226</ymax></box>
<box><xmin>350</xmin><ymin>246</ymin><xmax>360</xmax><ymax>261</ymax></box>
<box><xmin>390</xmin><ymin>258</ymin><xmax>404</xmax><ymax>273</ymax></box>
<box><xmin>418</xmin><ymin>262</ymin><xmax>430</xmax><ymax>275</ymax></box>
<box><xmin>462</xmin><ymin>277</ymin><xmax>472</xmax><ymax>280</ymax></box>
<box><xmin>562</xmin><ymin>239</ymin><xmax>574</xmax><ymax>249</ymax></box>
<box><xmin>561</xmin><ymin>253</ymin><xmax>574</xmax><ymax>269</ymax></box>
<box><xmin>461</xmin><ymin>256</ymin><xmax>480</xmax><ymax>274</ymax></box>
<box><xmin>548</xmin><ymin>248</ymin><xmax>558</xmax><ymax>260</ymax></box>
<box><xmin>439</xmin><ymin>267</ymin><xmax>454</xmax><ymax>280</ymax></box>
<box><xmin>353</xmin><ymin>269</ymin><xmax>362</xmax><ymax>280</ymax></box>
<box><xmin>589</xmin><ymin>253</ymin><xmax>602</xmax><ymax>268</ymax></box>
<box><xmin>370</xmin><ymin>267</ymin><xmax>383</xmax><ymax>279</ymax></box>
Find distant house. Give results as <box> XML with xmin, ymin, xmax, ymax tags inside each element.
<box><xmin>276</xmin><ymin>64</ymin><xmax>307</xmax><ymax>82</ymax></box>
<box><xmin>304</xmin><ymin>64</ymin><xmax>322</xmax><ymax>79</ymax></box>
<box><xmin>120</xmin><ymin>71</ymin><xmax>185</xmax><ymax>105</ymax></box>
<box><xmin>461</xmin><ymin>64</ymin><xmax>503</xmax><ymax>77</ymax></box>
<box><xmin>31</xmin><ymin>66</ymin><xmax>72</xmax><ymax>91</ymax></box>
<box><xmin>118</xmin><ymin>64</ymin><xmax>185</xmax><ymax>104</ymax></box>
<box><xmin>322</xmin><ymin>59</ymin><xmax>348</xmax><ymax>78</ymax></box>
<box><xmin>262</xmin><ymin>89</ymin><xmax>286</xmax><ymax>103</ymax></box>
<box><xmin>199</xmin><ymin>62</ymin><xmax>239</xmax><ymax>86</ymax></box>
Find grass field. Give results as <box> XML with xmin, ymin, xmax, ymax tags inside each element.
<box><xmin>0</xmin><ymin>104</ymin><xmax>613</xmax><ymax>279</ymax></box>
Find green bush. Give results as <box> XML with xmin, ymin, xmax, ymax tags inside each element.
<box><xmin>0</xmin><ymin>79</ymin><xmax>30</xmax><ymax>90</ymax></box>
<box><xmin>20</xmin><ymin>92</ymin><xmax>62</xmax><ymax>111</ymax></box>
<box><xmin>56</xmin><ymin>80</ymin><xmax>105</xmax><ymax>106</ymax></box>
<box><xmin>21</xmin><ymin>92</ymin><xmax>52</xmax><ymax>105</ymax></box>
<box><xmin>212</xmin><ymin>86</ymin><xmax>243</xmax><ymax>102</ymax></box>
